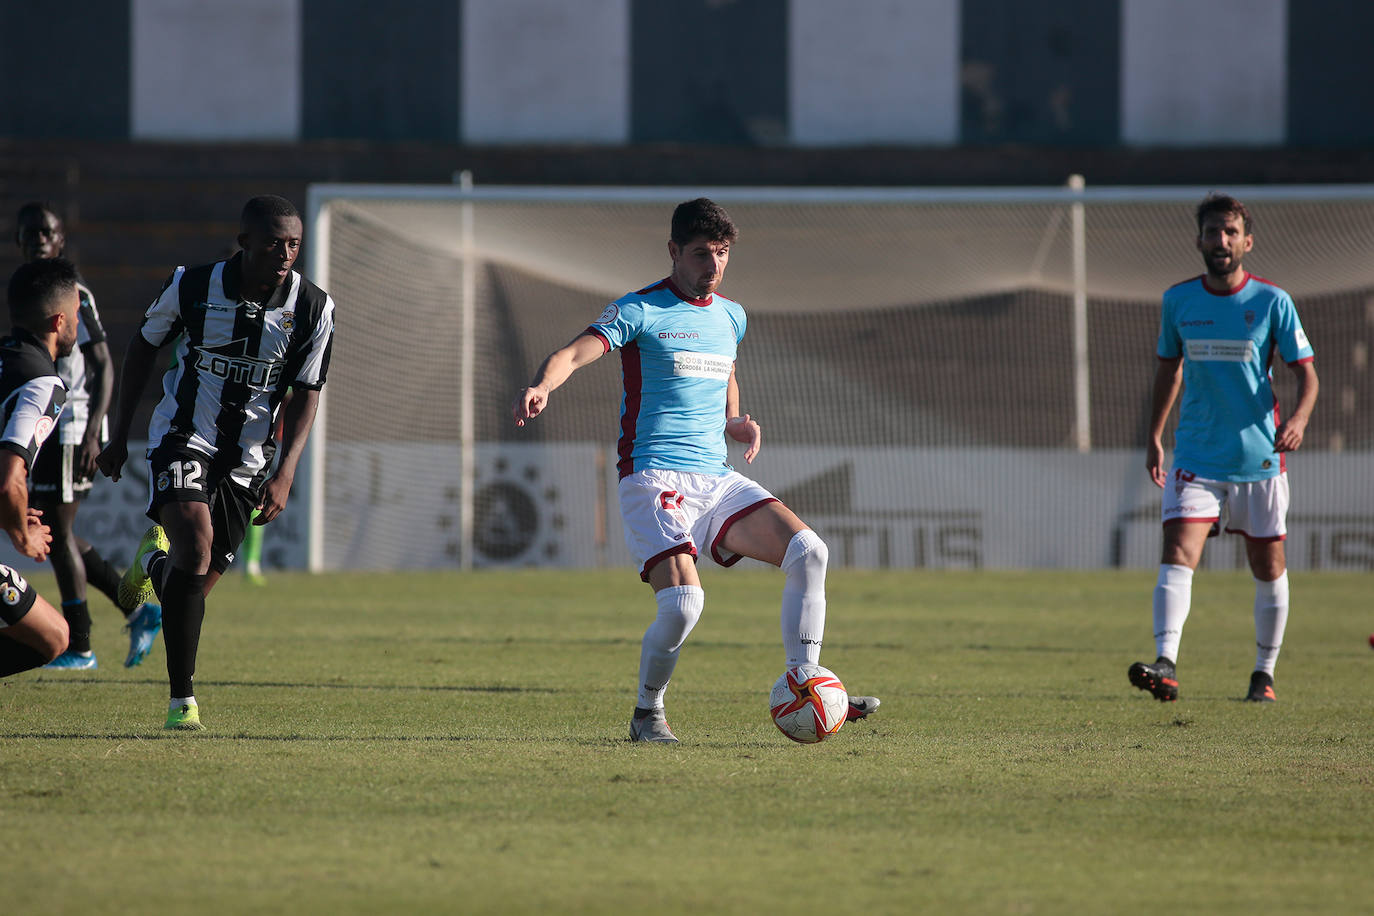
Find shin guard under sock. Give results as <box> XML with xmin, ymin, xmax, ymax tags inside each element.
<box><xmin>161</xmin><ymin>567</ymin><xmax>207</xmax><ymax>699</ymax></box>
<box><xmin>81</xmin><ymin>546</ymin><xmax>127</xmax><ymax>616</ymax></box>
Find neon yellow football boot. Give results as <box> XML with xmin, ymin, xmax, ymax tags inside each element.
<box><xmin>164</xmin><ymin>702</ymin><xmax>205</xmax><ymax>731</ymax></box>
<box><xmin>119</xmin><ymin>525</ymin><xmax>169</xmax><ymax>611</ymax></box>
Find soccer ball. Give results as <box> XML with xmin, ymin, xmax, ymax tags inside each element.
<box><xmin>769</xmin><ymin>664</ymin><xmax>848</xmax><ymax>744</ymax></box>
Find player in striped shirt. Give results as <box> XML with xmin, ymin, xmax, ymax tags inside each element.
<box><xmin>15</xmin><ymin>203</ymin><xmax>163</xmax><ymax>671</ymax></box>
<box><xmin>1130</xmin><ymin>194</ymin><xmax>1318</xmax><ymax>704</ymax></box>
<box><xmin>0</xmin><ymin>259</ymin><xmax>80</xmax><ymax>678</ymax></box>
<box><xmin>514</xmin><ymin>198</ymin><xmax>879</xmax><ymax>743</ymax></box>
<box><xmin>98</xmin><ymin>196</ymin><xmax>335</xmax><ymax>730</ymax></box>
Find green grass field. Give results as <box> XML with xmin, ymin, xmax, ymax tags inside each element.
<box><xmin>2</xmin><ymin>568</ymin><xmax>1370</xmax><ymax>915</ymax></box>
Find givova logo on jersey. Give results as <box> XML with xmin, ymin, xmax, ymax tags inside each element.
<box><xmin>193</xmin><ymin>338</ymin><xmax>283</xmax><ymax>388</ymax></box>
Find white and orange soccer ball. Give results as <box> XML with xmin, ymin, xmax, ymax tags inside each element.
<box><xmin>769</xmin><ymin>664</ymin><xmax>848</xmax><ymax>744</ymax></box>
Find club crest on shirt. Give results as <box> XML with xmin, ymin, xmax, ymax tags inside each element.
<box><xmin>33</xmin><ymin>415</ymin><xmax>55</xmax><ymax>448</ymax></box>
<box><xmin>281</xmin><ymin>311</ymin><xmax>295</xmax><ymax>331</ymax></box>
<box><xmin>1244</xmin><ymin>310</ymin><xmax>1255</xmax><ymax>327</ymax></box>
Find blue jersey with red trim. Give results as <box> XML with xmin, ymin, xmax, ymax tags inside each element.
<box><xmin>586</xmin><ymin>278</ymin><xmax>746</xmax><ymax>478</ymax></box>
<box><xmin>1157</xmin><ymin>273</ymin><xmax>1314</xmax><ymax>481</ymax></box>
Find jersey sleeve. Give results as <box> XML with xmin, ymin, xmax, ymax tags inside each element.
<box><xmin>727</xmin><ymin>300</ymin><xmax>746</xmax><ymax>343</ymax></box>
<box><xmin>139</xmin><ymin>267</ymin><xmax>187</xmax><ymax>348</ymax></box>
<box><xmin>291</xmin><ymin>293</ymin><xmax>335</xmax><ymax>390</ymax></box>
<box><xmin>586</xmin><ymin>299</ymin><xmax>645</xmax><ymax>352</ymax></box>
<box><xmin>1156</xmin><ymin>292</ymin><xmax>1182</xmax><ymax>359</ymax></box>
<box><xmin>1273</xmin><ymin>293</ymin><xmax>1314</xmax><ymax>364</ymax></box>
<box><xmin>0</xmin><ymin>377</ymin><xmax>67</xmax><ymax>467</ymax></box>
<box><xmin>77</xmin><ymin>284</ymin><xmax>107</xmax><ymax>347</ymax></box>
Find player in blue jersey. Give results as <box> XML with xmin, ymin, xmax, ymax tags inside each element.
<box><xmin>514</xmin><ymin>198</ymin><xmax>880</xmax><ymax>743</ymax></box>
<box><xmin>1130</xmin><ymin>194</ymin><xmax>1318</xmax><ymax>704</ymax></box>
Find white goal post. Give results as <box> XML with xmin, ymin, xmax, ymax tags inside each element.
<box><xmin>300</xmin><ymin>181</ymin><xmax>1374</xmax><ymax>573</ymax></box>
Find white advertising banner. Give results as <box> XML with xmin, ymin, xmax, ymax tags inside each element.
<box><xmin>320</xmin><ymin>444</ymin><xmax>1373</xmax><ymax>573</ymax></box>
<box><xmin>10</xmin><ymin>444</ymin><xmax>1364</xmax><ymax>574</ymax></box>
<box><xmin>0</xmin><ymin>441</ymin><xmax>309</xmax><ymax>576</ymax></box>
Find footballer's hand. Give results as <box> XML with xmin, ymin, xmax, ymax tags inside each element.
<box><xmin>1146</xmin><ymin>440</ymin><xmax>1167</xmax><ymax>489</ymax></box>
<box><xmin>1275</xmin><ymin>416</ymin><xmax>1308</xmax><ymax>452</ymax></box>
<box><xmin>514</xmin><ymin>387</ymin><xmax>549</xmax><ymax>427</ymax></box>
<box><xmin>11</xmin><ymin>509</ymin><xmax>51</xmax><ymax>561</ymax></box>
<box><xmin>726</xmin><ymin>414</ymin><xmax>762</xmax><ymax>464</ymax></box>
<box><xmin>76</xmin><ymin>435</ymin><xmax>101</xmax><ymax>481</ymax></box>
<box><xmin>256</xmin><ymin>472</ymin><xmax>294</xmax><ymax>525</ymax></box>
<box><xmin>96</xmin><ymin>440</ymin><xmax>128</xmax><ymax>481</ymax></box>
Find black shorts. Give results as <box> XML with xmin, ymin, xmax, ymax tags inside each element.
<box><xmin>29</xmin><ymin>442</ymin><xmax>94</xmax><ymax>504</ymax></box>
<box><xmin>147</xmin><ymin>444</ymin><xmax>260</xmax><ymax>575</ymax></box>
<box><xmin>0</xmin><ymin>563</ymin><xmax>40</xmax><ymax>627</ymax></box>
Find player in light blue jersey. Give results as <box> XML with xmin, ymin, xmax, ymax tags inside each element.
<box><xmin>1130</xmin><ymin>194</ymin><xmax>1318</xmax><ymax>704</ymax></box>
<box><xmin>514</xmin><ymin>199</ymin><xmax>880</xmax><ymax>743</ymax></box>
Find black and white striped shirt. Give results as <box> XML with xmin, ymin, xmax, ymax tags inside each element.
<box><xmin>55</xmin><ymin>281</ymin><xmax>108</xmax><ymax>445</ymax></box>
<box><xmin>141</xmin><ymin>253</ymin><xmax>335</xmax><ymax>489</ymax></box>
<box><xmin>0</xmin><ymin>328</ymin><xmax>67</xmax><ymax>469</ymax></box>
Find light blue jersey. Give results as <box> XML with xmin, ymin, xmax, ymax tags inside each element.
<box><xmin>586</xmin><ymin>278</ymin><xmax>747</xmax><ymax>478</ymax></box>
<box><xmin>1157</xmin><ymin>273</ymin><xmax>1314</xmax><ymax>481</ymax></box>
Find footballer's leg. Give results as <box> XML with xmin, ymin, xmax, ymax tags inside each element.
<box><xmin>621</xmin><ymin>471</ymin><xmax>702</xmax><ymax>743</ymax></box>
<box><xmin>632</xmin><ymin>554</ymin><xmax>702</xmax><ymax>744</ymax></box>
<box><xmin>157</xmin><ymin>500</ymin><xmax>212</xmax><ymax>730</ymax></box>
<box><xmin>719</xmin><ymin>497</ymin><xmax>880</xmax><ymax>722</ymax></box>
<box><xmin>1132</xmin><ymin>484</ymin><xmax>1213</xmax><ymax>702</ymax></box>
<box><xmin>1245</xmin><ymin>539</ymin><xmax>1287</xmax><ymax>703</ymax></box>
<box><xmin>0</xmin><ymin>568</ymin><xmax>69</xmax><ymax>677</ymax></box>
<box><xmin>45</xmin><ymin>498</ymin><xmax>102</xmax><ymax>669</ymax></box>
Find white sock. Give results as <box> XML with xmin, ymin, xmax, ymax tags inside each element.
<box><xmin>636</xmin><ymin>585</ymin><xmax>704</xmax><ymax>710</ymax></box>
<box><xmin>781</xmin><ymin>530</ymin><xmax>827</xmax><ymax>666</ymax></box>
<box><xmin>1153</xmin><ymin>564</ymin><xmax>1194</xmax><ymax>663</ymax></box>
<box><xmin>1254</xmin><ymin>571</ymin><xmax>1289</xmax><ymax>676</ymax></box>
<box><xmin>169</xmin><ymin>696</ymin><xmax>196</xmax><ymax>709</ymax></box>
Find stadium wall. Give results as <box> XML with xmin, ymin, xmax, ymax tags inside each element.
<box><xmin>2</xmin><ymin>0</ymin><xmax>1372</xmax><ymax>147</ymax></box>
<box><xmin>2</xmin><ymin>444</ymin><xmax>1366</xmax><ymax>574</ymax></box>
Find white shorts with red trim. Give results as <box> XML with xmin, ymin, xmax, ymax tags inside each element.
<box><xmin>1161</xmin><ymin>467</ymin><xmax>1289</xmax><ymax>542</ymax></box>
<box><xmin>618</xmin><ymin>469</ymin><xmax>779</xmax><ymax>581</ymax></box>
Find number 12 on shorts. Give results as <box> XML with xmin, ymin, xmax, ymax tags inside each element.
<box><xmin>157</xmin><ymin>459</ymin><xmax>205</xmax><ymax>493</ymax></box>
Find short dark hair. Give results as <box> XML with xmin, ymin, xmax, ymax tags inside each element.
<box><xmin>8</xmin><ymin>257</ymin><xmax>78</xmax><ymax>330</ymax></box>
<box><xmin>16</xmin><ymin>201</ymin><xmax>59</xmax><ymax>228</ymax></box>
<box><xmin>671</xmin><ymin>198</ymin><xmax>738</xmax><ymax>246</ymax></box>
<box><xmin>1196</xmin><ymin>193</ymin><xmax>1252</xmax><ymax>235</ymax></box>
<box><xmin>240</xmin><ymin>195</ymin><xmax>300</xmax><ymax>234</ymax></box>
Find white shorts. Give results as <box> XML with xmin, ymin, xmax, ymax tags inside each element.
<box><xmin>1161</xmin><ymin>468</ymin><xmax>1289</xmax><ymax>542</ymax></box>
<box><xmin>618</xmin><ymin>469</ymin><xmax>778</xmax><ymax>581</ymax></box>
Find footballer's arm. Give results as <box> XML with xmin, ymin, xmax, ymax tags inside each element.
<box><xmin>0</xmin><ymin>450</ymin><xmax>49</xmax><ymax>561</ymax></box>
<box><xmin>724</xmin><ymin>365</ymin><xmax>761</xmax><ymax>464</ymax></box>
<box><xmin>514</xmin><ymin>332</ymin><xmax>606</xmax><ymax>426</ymax></box>
<box><xmin>1145</xmin><ymin>357</ymin><xmax>1183</xmax><ymax>488</ymax></box>
<box><xmin>96</xmin><ymin>332</ymin><xmax>163</xmax><ymax>482</ymax></box>
<box><xmin>77</xmin><ymin>338</ymin><xmax>114</xmax><ymax>479</ymax></box>
<box><xmin>1276</xmin><ymin>360</ymin><xmax>1318</xmax><ymax>453</ymax></box>
<box><xmin>256</xmin><ymin>387</ymin><xmax>320</xmax><ymax>525</ymax></box>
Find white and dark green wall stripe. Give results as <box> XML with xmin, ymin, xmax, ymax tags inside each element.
<box><xmin>1</xmin><ymin>0</ymin><xmax>1368</xmax><ymax>146</ymax></box>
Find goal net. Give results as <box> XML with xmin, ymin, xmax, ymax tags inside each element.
<box><xmin>303</xmin><ymin>184</ymin><xmax>1374</xmax><ymax>572</ymax></box>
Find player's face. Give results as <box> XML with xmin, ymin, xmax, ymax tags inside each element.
<box><xmin>1196</xmin><ymin>212</ymin><xmax>1252</xmax><ymax>280</ymax></box>
<box><xmin>669</xmin><ymin>236</ymin><xmax>730</xmax><ymax>299</ymax></box>
<box><xmin>54</xmin><ymin>286</ymin><xmax>80</xmax><ymax>358</ymax></box>
<box><xmin>239</xmin><ymin>214</ymin><xmax>303</xmax><ymax>292</ymax></box>
<box><xmin>17</xmin><ymin>210</ymin><xmax>64</xmax><ymax>262</ymax></box>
